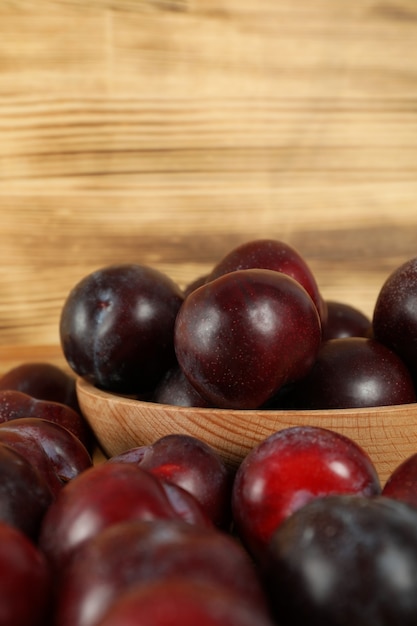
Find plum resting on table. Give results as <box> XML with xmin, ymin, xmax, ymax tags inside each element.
<box><xmin>53</xmin><ymin>518</ymin><xmax>269</xmax><ymax>626</ymax></box>
<box><xmin>0</xmin><ymin>443</ymin><xmax>53</xmax><ymax>540</ymax></box>
<box><xmin>0</xmin><ymin>361</ymin><xmax>80</xmax><ymax>412</ymax></box>
<box><xmin>264</xmin><ymin>495</ymin><xmax>417</xmax><ymax>626</ymax></box>
<box><xmin>95</xmin><ymin>578</ymin><xmax>275</xmax><ymax>626</ymax></box>
<box><xmin>0</xmin><ymin>388</ymin><xmax>92</xmax><ymax>452</ymax></box>
<box><xmin>109</xmin><ymin>434</ymin><xmax>233</xmax><ymax>529</ymax></box>
<box><xmin>231</xmin><ymin>425</ymin><xmax>380</xmax><ymax>559</ymax></box>
<box><xmin>0</xmin><ymin>522</ymin><xmax>50</xmax><ymax>626</ymax></box>
<box><xmin>0</xmin><ymin>417</ymin><xmax>92</xmax><ymax>497</ymax></box>
<box><xmin>38</xmin><ymin>461</ymin><xmax>213</xmax><ymax>573</ymax></box>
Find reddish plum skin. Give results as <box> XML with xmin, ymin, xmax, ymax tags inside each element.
<box><xmin>175</xmin><ymin>269</ymin><xmax>322</xmax><ymax>409</ymax></box>
<box><xmin>54</xmin><ymin>519</ymin><xmax>269</xmax><ymax>626</ymax></box>
<box><xmin>382</xmin><ymin>453</ymin><xmax>417</xmax><ymax>507</ymax></box>
<box><xmin>0</xmin><ymin>361</ymin><xmax>79</xmax><ymax>413</ymax></box>
<box><xmin>0</xmin><ymin>522</ymin><xmax>50</xmax><ymax>626</ymax></box>
<box><xmin>0</xmin><ymin>428</ymin><xmax>64</xmax><ymax>498</ymax></box>
<box><xmin>60</xmin><ymin>264</ymin><xmax>184</xmax><ymax>394</ymax></box>
<box><xmin>207</xmin><ymin>238</ymin><xmax>327</xmax><ymax>324</ymax></box>
<box><xmin>373</xmin><ymin>257</ymin><xmax>417</xmax><ymax>384</ymax></box>
<box><xmin>264</xmin><ymin>495</ymin><xmax>417</xmax><ymax>626</ymax></box>
<box><xmin>38</xmin><ymin>463</ymin><xmax>200</xmax><ymax>572</ymax></box>
<box><xmin>232</xmin><ymin>426</ymin><xmax>381</xmax><ymax>559</ymax></box>
<box><xmin>0</xmin><ymin>443</ymin><xmax>53</xmax><ymax>540</ymax></box>
<box><xmin>322</xmin><ymin>300</ymin><xmax>371</xmax><ymax>340</ymax></box>
<box><xmin>0</xmin><ymin>389</ymin><xmax>92</xmax><ymax>452</ymax></box>
<box><xmin>110</xmin><ymin>434</ymin><xmax>233</xmax><ymax>529</ymax></box>
<box><xmin>95</xmin><ymin>579</ymin><xmax>275</xmax><ymax>626</ymax></box>
<box><xmin>158</xmin><ymin>479</ymin><xmax>213</xmax><ymax>529</ymax></box>
<box><xmin>287</xmin><ymin>337</ymin><xmax>416</xmax><ymax>409</ymax></box>
<box><xmin>0</xmin><ymin>417</ymin><xmax>92</xmax><ymax>485</ymax></box>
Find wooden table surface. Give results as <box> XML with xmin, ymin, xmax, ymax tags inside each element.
<box><xmin>1</xmin><ymin>0</ymin><xmax>417</xmax><ymax>348</ymax></box>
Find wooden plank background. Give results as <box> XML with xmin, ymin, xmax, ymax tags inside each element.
<box><xmin>1</xmin><ymin>0</ymin><xmax>417</xmax><ymax>347</ymax></box>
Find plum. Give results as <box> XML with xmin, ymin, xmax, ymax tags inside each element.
<box><xmin>286</xmin><ymin>337</ymin><xmax>416</xmax><ymax>409</ymax></box>
<box><xmin>0</xmin><ymin>361</ymin><xmax>79</xmax><ymax>412</ymax></box>
<box><xmin>207</xmin><ymin>238</ymin><xmax>327</xmax><ymax>324</ymax></box>
<box><xmin>94</xmin><ymin>578</ymin><xmax>275</xmax><ymax>626</ymax></box>
<box><xmin>60</xmin><ymin>264</ymin><xmax>184</xmax><ymax>394</ymax></box>
<box><xmin>109</xmin><ymin>434</ymin><xmax>233</xmax><ymax>529</ymax></box>
<box><xmin>0</xmin><ymin>443</ymin><xmax>53</xmax><ymax>540</ymax></box>
<box><xmin>53</xmin><ymin>518</ymin><xmax>269</xmax><ymax>626</ymax></box>
<box><xmin>232</xmin><ymin>425</ymin><xmax>380</xmax><ymax>559</ymax></box>
<box><xmin>0</xmin><ymin>522</ymin><xmax>50</xmax><ymax>626</ymax></box>
<box><xmin>264</xmin><ymin>495</ymin><xmax>417</xmax><ymax>625</ymax></box>
<box><xmin>175</xmin><ymin>268</ymin><xmax>322</xmax><ymax>409</ymax></box>
<box><xmin>373</xmin><ymin>256</ymin><xmax>417</xmax><ymax>385</ymax></box>
<box><xmin>322</xmin><ymin>300</ymin><xmax>371</xmax><ymax>340</ymax></box>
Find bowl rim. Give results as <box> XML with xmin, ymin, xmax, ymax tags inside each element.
<box><xmin>76</xmin><ymin>376</ymin><xmax>417</xmax><ymax>417</ymax></box>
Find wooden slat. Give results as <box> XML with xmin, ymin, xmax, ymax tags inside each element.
<box><xmin>1</xmin><ymin>0</ymin><xmax>417</xmax><ymax>345</ymax></box>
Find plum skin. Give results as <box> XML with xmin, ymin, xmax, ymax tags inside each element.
<box><xmin>322</xmin><ymin>300</ymin><xmax>371</xmax><ymax>340</ymax></box>
<box><xmin>174</xmin><ymin>268</ymin><xmax>322</xmax><ymax>409</ymax></box>
<box><xmin>264</xmin><ymin>495</ymin><xmax>417</xmax><ymax>626</ymax></box>
<box><xmin>286</xmin><ymin>337</ymin><xmax>416</xmax><ymax>410</ymax></box>
<box><xmin>0</xmin><ymin>522</ymin><xmax>50</xmax><ymax>626</ymax></box>
<box><xmin>207</xmin><ymin>238</ymin><xmax>327</xmax><ymax>325</ymax></box>
<box><xmin>109</xmin><ymin>433</ymin><xmax>233</xmax><ymax>529</ymax></box>
<box><xmin>373</xmin><ymin>256</ymin><xmax>417</xmax><ymax>385</ymax></box>
<box><xmin>59</xmin><ymin>264</ymin><xmax>184</xmax><ymax>394</ymax></box>
<box><xmin>53</xmin><ymin>518</ymin><xmax>269</xmax><ymax>626</ymax></box>
<box><xmin>231</xmin><ymin>425</ymin><xmax>380</xmax><ymax>559</ymax></box>
<box><xmin>95</xmin><ymin>578</ymin><xmax>275</xmax><ymax>626</ymax></box>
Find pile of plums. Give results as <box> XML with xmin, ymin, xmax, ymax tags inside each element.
<box><xmin>59</xmin><ymin>238</ymin><xmax>417</xmax><ymax>410</ymax></box>
<box><xmin>1</xmin><ymin>360</ymin><xmax>417</xmax><ymax>624</ymax></box>
<box><xmin>1</xmin><ymin>359</ymin><xmax>417</xmax><ymax>625</ymax></box>
<box><xmin>2</xmin><ymin>239</ymin><xmax>417</xmax><ymax>624</ymax></box>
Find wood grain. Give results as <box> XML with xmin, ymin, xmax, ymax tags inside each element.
<box><xmin>1</xmin><ymin>1</ymin><xmax>417</xmax><ymax>345</ymax></box>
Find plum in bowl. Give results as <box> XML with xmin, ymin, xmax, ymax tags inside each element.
<box><xmin>66</xmin><ymin>248</ymin><xmax>417</xmax><ymax>487</ymax></box>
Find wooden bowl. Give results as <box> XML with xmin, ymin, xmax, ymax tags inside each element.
<box><xmin>76</xmin><ymin>376</ymin><xmax>417</xmax><ymax>485</ymax></box>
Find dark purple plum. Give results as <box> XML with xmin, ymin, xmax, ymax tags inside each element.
<box><xmin>207</xmin><ymin>239</ymin><xmax>327</xmax><ymax>324</ymax></box>
<box><xmin>175</xmin><ymin>269</ymin><xmax>322</xmax><ymax>409</ymax></box>
<box><xmin>322</xmin><ymin>300</ymin><xmax>371</xmax><ymax>340</ymax></box>
<box><xmin>0</xmin><ymin>443</ymin><xmax>53</xmax><ymax>540</ymax></box>
<box><xmin>264</xmin><ymin>495</ymin><xmax>417</xmax><ymax>626</ymax></box>
<box><xmin>287</xmin><ymin>337</ymin><xmax>416</xmax><ymax>409</ymax></box>
<box><xmin>152</xmin><ymin>366</ymin><xmax>212</xmax><ymax>408</ymax></box>
<box><xmin>60</xmin><ymin>264</ymin><xmax>184</xmax><ymax>394</ymax></box>
<box><xmin>373</xmin><ymin>257</ymin><xmax>417</xmax><ymax>385</ymax></box>
<box><xmin>0</xmin><ymin>361</ymin><xmax>79</xmax><ymax>413</ymax></box>
<box><xmin>0</xmin><ymin>389</ymin><xmax>92</xmax><ymax>452</ymax></box>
